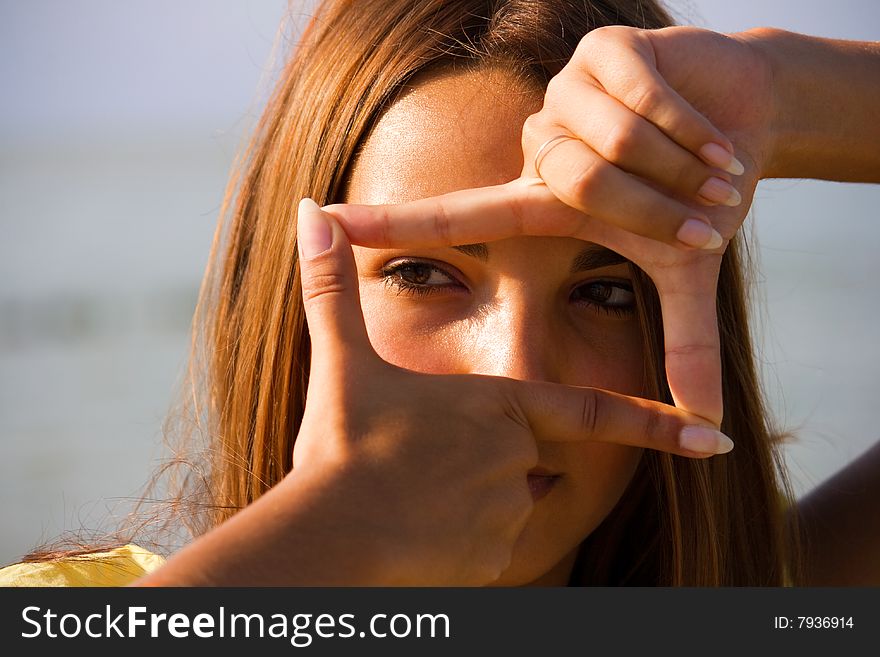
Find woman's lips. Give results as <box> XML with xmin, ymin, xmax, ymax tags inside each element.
<box><xmin>527</xmin><ymin>473</ymin><xmax>561</xmax><ymax>501</ymax></box>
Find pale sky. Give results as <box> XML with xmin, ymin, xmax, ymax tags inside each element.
<box><xmin>1</xmin><ymin>1</ymin><xmax>877</xmax><ymax>140</ymax></box>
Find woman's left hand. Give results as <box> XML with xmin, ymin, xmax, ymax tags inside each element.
<box><xmin>324</xmin><ymin>25</ymin><xmax>778</xmax><ymax>426</ymax></box>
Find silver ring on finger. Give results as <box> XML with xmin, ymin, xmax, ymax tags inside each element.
<box><xmin>533</xmin><ymin>133</ymin><xmax>576</xmax><ymax>180</ymax></box>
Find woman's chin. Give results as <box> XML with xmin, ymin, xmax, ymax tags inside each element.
<box><xmin>486</xmin><ymin>509</ymin><xmax>587</xmax><ymax>587</ymax></box>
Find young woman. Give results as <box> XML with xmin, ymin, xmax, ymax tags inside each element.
<box><xmin>3</xmin><ymin>0</ymin><xmax>878</xmax><ymax>586</ymax></box>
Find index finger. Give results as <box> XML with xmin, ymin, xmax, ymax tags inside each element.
<box><xmin>582</xmin><ymin>229</ymin><xmax>724</xmax><ymax>427</ymax></box>
<box><xmin>654</xmin><ymin>256</ymin><xmax>724</xmax><ymax>426</ymax></box>
<box><xmin>509</xmin><ymin>379</ymin><xmax>733</xmax><ymax>458</ymax></box>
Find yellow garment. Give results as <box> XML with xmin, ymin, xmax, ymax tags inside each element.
<box><xmin>0</xmin><ymin>544</ymin><xmax>164</xmax><ymax>587</ymax></box>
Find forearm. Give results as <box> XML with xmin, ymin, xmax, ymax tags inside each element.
<box><xmin>792</xmin><ymin>440</ymin><xmax>880</xmax><ymax>586</ymax></box>
<box><xmin>747</xmin><ymin>28</ymin><xmax>880</xmax><ymax>182</ymax></box>
<box><xmin>132</xmin><ymin>471</ymin><xmax>393</xmax><ymax>586</ymax></box>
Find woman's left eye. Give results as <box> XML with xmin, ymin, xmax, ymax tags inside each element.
<box><xmin>571</xmin><ymin>280</ymin><xmax>636</xmax><ymax>316</ymax></box>
<box><xmin>381</xmin><ymin>260</ymin><xmax>463</xmax><ymax>296</ymax></box>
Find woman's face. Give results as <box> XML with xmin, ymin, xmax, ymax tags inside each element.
<box><xmin>345</xmin><ymin>66</ymin><xmax>645</xmax><ymax>586</ymax></box>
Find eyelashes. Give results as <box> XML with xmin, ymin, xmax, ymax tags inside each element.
<box><xmin>569</xmin><ymin>280</ymin><xmax>635</xmax><ymax>317</ymax></box>
<box><xmin>382</xmin><ymin>259</ymin><xmax>464</xmax><ymax>297</ymax></box>
<box><xmin>381</xmin><ymin>258</ymin><xmax>636</xmax><ymax>316</ymax></box>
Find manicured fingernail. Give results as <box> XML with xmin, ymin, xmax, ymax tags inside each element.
<box><xmin>699</xmin><ymin>142</ymin><xmax>745</xmax><ymax>176</ymax></box>
<box><xmin>679</xmin><ymin>426</ymin><xmax>734</xmax><ymax>455</ymax></box>
<box><xmin>298</xmin><ymin>197</ymin><xmax>333</xmax><ymax>258</ymax></box>
<box><xmin>676</xmin><ymin>218</ymin><xmax>724</xmax><ymax>250</ymax></box>
<box><xmin>698</xmin><ymin>177</ymin><xmax>742</xmax><ymax>207</ymax></box>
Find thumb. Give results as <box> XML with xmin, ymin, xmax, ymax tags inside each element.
<box><xmin>297</xmin><ymin>197</ymin><xmax>373</xmax><ymax>370</ymax></box>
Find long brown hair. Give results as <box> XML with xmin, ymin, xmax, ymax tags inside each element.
<box><xmin>130</xmin><ymin>0</ymin><xmax>802</xmax><ymax>585</ymax></box>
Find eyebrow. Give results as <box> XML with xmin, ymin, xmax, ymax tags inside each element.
<box><xmin>450</xmin><ymin>242</ymin><xmax>629</xmax><ymax>272</ymax></box>
<box><xmin>570</xmin><ymin>243</ymin><xmax>629</xmax><ymax>273</ymax></box>
<box><xmin>451</xmin><ymin>243</ymin><xmax>489</xmax><ymax>260</ymax></box>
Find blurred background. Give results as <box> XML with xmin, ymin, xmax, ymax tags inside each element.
<box><xmin>1</xmin><ymin>0</ymin><xmax>878</xmax><ymax>565</ymax></box>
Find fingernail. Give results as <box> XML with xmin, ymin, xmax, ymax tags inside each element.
<box><xmin>679</xmin><ymin>426</ymin><xmax>734</xmax><ymax>455</ymax></box>
<box><xmin>698</xmin><ymin>177</ymin><xmax>742</xmax><ymax>207</ymax></box>
<box><xmin>298</xmin><ymin>197</ymin><xmax>333</xmax><ymax>258</ymax></box>
<box><xmin>699</xmin><ymin>142</ymin><xmax>745</xmax><ymax>176</ymax></box>
<box><xmin>676</xmin><ymin>218</ymin><xmax>724</xmax><ymax>250</ymax></box>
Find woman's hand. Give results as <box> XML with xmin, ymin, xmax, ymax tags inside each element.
<box><xmin>134</xmin><ymin>198</ymin><xmax>733</xmax><ymax>587</ymax></box>
<box><xmin>291</xmin><ymin>199</ymin><xmax>732</xmax><ymax>585</ymax></box>
<box><xmin>521</xmin><ymin>25</ymin><xmax>772</xmax><ymax>248</ymax></box>
<box><xmin>324</xmin><ymin>26</ymin><xmax>880</xmax><ymax>426</ymax></box>
<box><xmin>323</xmin><ymin>26</ymin><xmax>780</xmax><ymax>426</ymax></box>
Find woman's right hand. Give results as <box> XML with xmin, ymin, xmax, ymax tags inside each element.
<box><xmin>136</xmin><ymin>199</ymin><xmax>732</xmax><ymax>587</ymax></box>
<box><xmin>286</xmin><ymin>199</ymin><xmax>732</xmax><ymax>586</ymax></box>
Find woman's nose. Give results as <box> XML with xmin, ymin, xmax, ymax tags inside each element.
<box><xmin>463</xmin><ymin>300</ymin><xmax>562</xmax><ymax>383</ymax></box>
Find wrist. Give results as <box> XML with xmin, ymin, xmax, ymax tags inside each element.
<box><xmin>258</xmin><ymin>467</ymin><xmax>406</xmax><ymax>585</ymax></box>
<box><xmin>737</xmin><ymin>27</ymin><xmax>880</xmax><ymax>182</ymax></box>
<box><xmin>136</xmin><ymin>467</ymin><xmax>400</xmax><ymax>586</ymax></box>
<box><xmin>734</xmin><ymin>27</ymin><xmax>790</xmax><ymax>179</ymax></box>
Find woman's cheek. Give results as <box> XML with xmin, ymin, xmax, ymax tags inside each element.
<box><xmin>359</xmin><ymin>294</ymin><xmax>466</xmax><ymax>374</ymax></box>
<box><xmin>358</xmin><ymin>266</ymin><xmax>645</xmax><ymax>396</ymax></box>
<box><xmin>564</xmin><ymin>321</ymin><xmax>644</xmax><ymax>396</ymax></box>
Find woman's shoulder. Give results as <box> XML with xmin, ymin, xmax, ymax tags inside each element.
<box><xmin>0</xmin><ymin>544</ymin><xmax>165</xmax><ymax>587</ymax></box>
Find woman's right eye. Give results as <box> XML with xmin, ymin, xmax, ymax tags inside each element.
<box><xmin>381</xmin><ymin>259</ymin><xmax>464</xmax><ymax>297</ymax></box>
